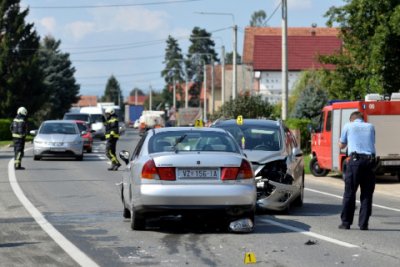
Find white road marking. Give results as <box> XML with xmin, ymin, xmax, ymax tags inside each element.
<box><xmin>259</xmin><ymin>217</ymin><xmax>359</xmax><ymax>248</ymax></box>
<box><xmin>8</xmin><ymin>157</ymin><xmax>99</xmax><ymax>267</ymax></box>
<box><xmin>306</xmin><ymin>188</ymin><xmax>400</xmax><ymax>212</ymax></box>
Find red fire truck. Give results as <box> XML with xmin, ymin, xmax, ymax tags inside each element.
<box><xmin>310</xmin><ymin>93</ymin><xmax>400</xmax><ymax>181</ymax></box>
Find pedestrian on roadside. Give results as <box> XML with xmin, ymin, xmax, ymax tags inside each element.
<box><xmin>104</xmin><ymin>107</ymin><xmax>121</xmax><ymax>171</ymax></box>
<box><xmin>10</xmin><ymin>107</ymin><xmax>28</xmax><ymax>170</ymax></box>
<box><xmin>338</xmin><ymin>111</ymin><xmax>376</xmax><ymax>230</ymax></box>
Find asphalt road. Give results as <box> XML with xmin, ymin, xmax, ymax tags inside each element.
<box><xmin>1</xmin><ymin>128</ymin><xmax>400</xmax><ymax>267</ymax></box>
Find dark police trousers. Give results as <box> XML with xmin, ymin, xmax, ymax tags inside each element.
<box><xmin>13</xmin><ymin>138</ymin><xmax>25</xmax><ymax>168</ymax></box>
<box><xmin>341</xmin><ymin>154</ymin><xmax>375</xmax><ymax>228</ymax></box>
<box><xmin>106</xmin><ymin>138</ymin><xmax>119</xmax><ymax>166</ymax></box>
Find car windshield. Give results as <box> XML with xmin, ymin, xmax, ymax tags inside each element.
<box><xmin>91</xmin><ymin>114</ymin><xmax>104</xmax><ymax>123</ymax></box>
<box><xmin>40</xmin><ymin>123</ymin><xmax>78</xmax><ymax>135</ymax></box>
<box><xmin>64</xmin><ymin>114</ymin><xmax>90</xmax><ymax>122</ymax></box>
<box><xmin>76</xmin><ymin>122</ymin><xmax>88</xmax><ymax>132</ymax></box>
<box><xmin>217</xmin><ymin>124</ymin><xmax>282</xmax><ymax>151</ymax></box>
<box><xmin>148</xmin><ymin>130</ymin><xmax>240</xmax><ymax>153</ymax></box>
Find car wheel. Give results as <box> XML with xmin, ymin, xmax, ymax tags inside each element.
<box><xmin>33</xmin><ymin>155</ymin><xmax>41</xmax><ymax>161</ymax></box>
<box><xmin>76</xmin><ymin>155</ymin><xmax>83</xmax><ymax>161</ymax></box>
<box><xmin>86</xmin><ymin>147</ymin><xmax>92</xmax><ymax>153</ymax></box>
<box><xmin>309</xmin><ymin>157</ymin><xmax>329</xmax><ymax>177</ymax></box>
<box><xmin>123</xmin><ymin>206</ymin><xmax>131</xmax><ymax>219</ymax></box>
<box><xmin>397</xmin><ymin>172</ymin><xmax>400</xmax><ymax>182</ymax></box>
<box><xmin>293</xmin><ymin>173</ymin><xmax>304</xmax><ymax>207</ymax></box>
<box><xmin>130</xmin><ymin>207</ymin><xmax>145</xmax><ymax>230</ymax></box>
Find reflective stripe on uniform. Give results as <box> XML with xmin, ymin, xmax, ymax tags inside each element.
<box><xmin>13</xmin><ymin>119</ymin><xmax>24</xmax><ymax>122</ymax></box>
<box><xmin>12</xmin><ymin>133</ymin><xmax>25</xmax><ymax>138</ymax></box>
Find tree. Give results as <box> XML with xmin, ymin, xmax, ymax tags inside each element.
<box><xmin>0</xmin><ymin>0</ymin><xmax>46</xmax><ymax>118</ymax></box>
<box><xmin>102</xmin><ymin>75</ymin><xmax>123</xmax><ymax>107</ymax></box>
<box><xmin>291</xmin><ymin>86</ymin><xmax>328</xmax><ymax>123</ymax></box>
<box><xmin>36</xmin><ymin>36</ymin><xmax>80</xmax><ymax>120</ymax></box>
<box><xmin>249</xmin><ymin>10</ymin><xmax>268</xmax><ymax>27</ymax></box>
<box><xmin>215</xmin><ymin>94</ymin><xmax>273</xmax><ymax>119</ymax></box>
<box><xmin>225</xmin><ymin>51</ymin><xmax>242</xmax><ymax>65</ymax></box>
<box><xmin>323</xmin><ymin>0</ymin><xmax>400</xmax><ymax>98</ymax></box>
<box><xmin>186</xmin><ymin>27</ymin><xmax>219</xmax><ymax>107</ymax></box>
<box><xmin>130</xmin><ymin>87</ymin><xmax>145</xmax><ymax>96</ymax></box>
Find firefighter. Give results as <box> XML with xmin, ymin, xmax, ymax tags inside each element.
<box><xmin>104</xmin><ymin>107</ymin><xmax>121</xmax><ymax>171</ymax></box>
<box><xmin>338</xmin><ymin>111</ymin><xmax>376</xmax><ymax>231</ymax></box>
<box><xmin>10</xmin><ymin>107</ymin><xmax>28</xmax><ymax>170</ymax></box>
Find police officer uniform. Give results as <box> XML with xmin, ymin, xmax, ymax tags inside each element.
<box><xmin>339</xmin><ymin>111</ymin><xmax>376</xmax><ymax>230</ymax></box>
<box><xmin>105</xmin><ymin>107</ymin><xmax>121</xmax><ymax>171</ymax></box>
<box><xmin>10</xmin><ymin>107</ymin><xmax>28</xmax><ymax>170</ymax></box>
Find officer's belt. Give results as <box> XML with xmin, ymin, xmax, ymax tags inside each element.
<box><xmin>350</xmin><ymin>152</ymin><xmax>374</xmax><ymax>160</ymax></box>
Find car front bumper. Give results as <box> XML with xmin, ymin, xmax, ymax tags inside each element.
<box><xmin>33</xmin><ymin>143</ymin><xmax>83</xmax><ymax>157</ymax></box>
<box><xmin>256</xmin><ymin>180</ymin><xmax>300</xmax><ymax>211</ymax></box>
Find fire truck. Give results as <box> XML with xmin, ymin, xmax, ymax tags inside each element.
<box><xmin>310</xmin><ymin>93</ymin><xmax>400</xmax><ymax>181</ymax></box>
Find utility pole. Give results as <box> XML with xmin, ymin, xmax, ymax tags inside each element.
<box><xmin>232</xmin><ymin>24</ymin><xmax>238</xmax><ymax>100</ymax></box>
<box><xmin>203</xmin><ymin>62</ymin><xmax>207</xmax><ymax>122</ymax></box>
<box><xmin>281</xmin><ymin>0</ymin><xmax>288</xmax><ymax>120</ymax></box>
<box><xmin>221</xmin><ymin>45</ymin><xmax>225</xmax><ymax>106</ymax></box>
<box><xmin>185</xmin><ymin>71</ymin><xmax>189</xmax><ymax>108</ymax></box>
<box><xmin>211</xmin><ymin>59</ymin><xmax>215</xmax><ymax>114</ymax></box>
<box><xmin>173</xmin><ymin>76</ymin><xmax>176</xmax><ymax>109</ymax></box>
<box><xmin>134</xmin><ymin>89</ymin><xmax>138</xmax><ymax>106</ymax></box>
<box><xmin>149</xmin><ymin>85</ymin><xmax>152</xmax><ymax>111</ymax></box>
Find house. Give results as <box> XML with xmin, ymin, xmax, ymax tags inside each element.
<box><xmin>72</xmin><ymin>95</ymin><xmax>98</xmax><ymax>107</ymax></box>
<box><xmin>242</xmin><ymin>27</ymin><xmax>341</xmax><ymax>104</ymax></box>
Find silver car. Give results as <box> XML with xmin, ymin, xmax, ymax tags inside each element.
<box><xmin>119</xmin><ymin>127</ymin><xmax>256</xmax><ymax>231</ymax></box>
<box><xmin>31</xmin><ymin>120</ymin><xmax>84</xmax><ymax>161</ymax></box>
<box><xmin>213</xmin><ymin>119</ymin><xmax>305</xmax><ymax>212</ymax></box>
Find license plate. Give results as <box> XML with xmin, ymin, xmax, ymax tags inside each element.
<box><xmin>381</xmin><ymin>160</ymin><xmax>400</xmax><ymax>166</ymax></box>
<box><xmin>177</xmin><ymin>168</ymin><xmax>219</xmax><ymax>179</ymax></box>
<box><xmin>50</xmin><ymin>147</ymin><xmax>66</xmax><ymax>152</ymax></box>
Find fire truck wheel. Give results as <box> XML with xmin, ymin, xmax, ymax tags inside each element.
<box><xmin>310</xmin><ymin>157</ymin><xmax>329</xmax><ymax>177</ymax></box>
<box><xmin>397</xmin><ymin>172</ymin><xmax>400</xmax><ymax>182</ymax></box>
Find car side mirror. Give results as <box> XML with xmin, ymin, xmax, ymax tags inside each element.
<box><xmin>81</xmin><ymin>131</ymin><xmax>87</xmax><ymax>135</ymax></box>
<box><xmin>30</xmin><ymin>130</ymin><xmax>37</xmax><ymax>136</ymax></box>
<box><xmin>119</xmin><ymin>150</ymin><xmax>130</xmax><ymax>165</ymax></box>
<box><xmin>292</xmin><ymin>147</ymin><xmax>303</xmax><ymax>157</ymax></box>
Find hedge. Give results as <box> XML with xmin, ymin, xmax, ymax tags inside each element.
<box><xmin>0</xmin><ymin>119</ymin><xmax>12</xmax><ymax>141</ymax></box>
<box><xmin>285</xmin><ymin>118</ymin><xmax>312</xmax><ymax>153</ymax></box>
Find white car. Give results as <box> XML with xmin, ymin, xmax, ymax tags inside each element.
<box><xmin>31</xmin><ymin>120</ymin><xmax>84</xmax><ymax>161</ymax></box>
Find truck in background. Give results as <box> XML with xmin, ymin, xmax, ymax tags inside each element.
<box><xmin>310</xmin><ymin>93</ymin><xmax>400</xmax><ymax>181</ymax></box>
<box><xmin>80</xmin><ymin>106</ymin><xmax>106</xmax><ymax>139</ymax></box>
<box><xmin>125</xmin><ymin>105</ymin><xmax>144</xmax><ymax>127</ymax></box>
<box><xmin>138</xmin><ymin>110</ymin><xmax>165</xmax><ymax>136</ymax></box>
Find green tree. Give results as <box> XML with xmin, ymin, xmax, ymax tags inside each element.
<box><xmin>249</xmin><ymin>10</ymin><xmax>268</xmax><ymax>27</ymax></box>
<box><xmin>323</xmin><ymin>0</ymin><xmax>400</xmax><ymax>98</ymax></box>
<box><xmin>186</xmin><ymin>27</ymin><xmax>219</xmax><ymax>107</ymax></box>
<box><xmin>224</xmin><ymin>51</ymin><xmax>242</xmax><ymax>65</ymax></box>
<box><xmin>291</xmin><ymin>86</ymin><xmax>328</xmax><ymax>123</ymax></box>
<box><xmin>0</xmin><ymin>0</ymin><xmax>46</xmax><ymax>118</ymax></box>
<box><xmin>102</xmin><ymin>75</ymin><xmax>123</xmax><ymax>107</ymax></box>
<box><xmin>215</xmin><ymin>94</ymin><xmax>273</xmax><ymax>119</ymax></box>
<box><xmin>36</xmin><ymin>36</ymin><xmax>80</xmax><ymax>120</ymax></box>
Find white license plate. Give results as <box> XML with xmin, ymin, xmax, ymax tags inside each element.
<box><xmin>177</xmin><ymin>168</ymin><xmax>219</xmax><ymax>179</ymax></box>
<box><xmin>381</xmin><ymin>160</ymin><xmax>400</xmax><ymax>166</ymax></box>
<box><xmin>50</xmin><ymin>147</ymin><xmax>66</xmax><ymax>152</ymax></box>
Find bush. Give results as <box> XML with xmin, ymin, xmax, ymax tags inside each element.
<box><xmin>0</xmin><ymin>119</ymin><xmax>12</xmax><ymax>140</ymax></box>
<box><xmin>285</xmin><ymin>118</ymin><xmax>312</xmax><ymax>153</ymax></box>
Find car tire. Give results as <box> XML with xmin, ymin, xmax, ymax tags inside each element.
<box><xmin>309</xmin><ymin>157</ymin><xmax>329</xmax><ymax>177</ymax></box>
<box><xmin>86</xmin><ymin>147</ymin><xmax>92</xmax><ymax>153</ymax></box>
<box><xmin>293</xmin><ymin>173</ymin><xmax>305</xmax><ymax>207</ymax></box>
<box><xmin>123</xmin><ymin>206</ymin><xmax>131</xmax><ymax>219</ymax></box>
<box><xmin>33</xmin><ymin>155</ymin><xmax>41</xmax><ymax>161</ymax></box>
<box><xmin>76</xmin><ymin>155</ymin><xmax>83</xmax><ymax>161</ymax></box>
<box><xmin>130</xmin><ymin>207</ymin><xmax>145</xmax><ymax>230</ymax></box>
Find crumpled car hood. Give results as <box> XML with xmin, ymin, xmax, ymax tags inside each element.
<box><xmin>244</xmin><ymin>150</ymin><xmax>285</xmax><ymax>164</ymax></box>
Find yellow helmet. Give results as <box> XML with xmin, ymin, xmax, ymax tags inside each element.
<box><xmin>17</xmin><ymin>107</ymin><xmax>28</xmax><ymax>116</ymax></box>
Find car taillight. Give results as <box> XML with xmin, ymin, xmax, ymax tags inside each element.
<box><xmin>142</xmin><ymin>160</ymin><xmax>158</xmax><ymax>179</ymax></box>
<box><xmin>221</xmin><ymin>160</ymin><xmax>253</xmax><ymax>180</ymax></box>
<box><xmin>237</xmin><ymin>160</ymin><xmax>254</xmax><ymax>179</ymax></box>
<box><xmin>158</xmin><ymin>167</ymin><xmax>176</xmax><ymax>180</ymax></box>
<box><xmin>141</xmin><ymin>160</ymin><xmax>176</xmax><ymax>180</ymax></box>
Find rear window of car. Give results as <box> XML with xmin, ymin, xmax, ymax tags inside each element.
<box><xmin>148</xmin><ymin>130</ymin><xmax>240</xmax><ymax>153</ymax></box>
<box><xmin>64</xmin><ymin>114</ymin><xmax>90</xmax><ymax>122</ymax></box>
<box><xmin>216</xmin><ymin>124</ymin><xmax>282</xmax><ymax>151</ymax></box>
<box><xmin>40</xmin><ymin>123</ymin><xmax>78</xmax><ymax>135</ymax></box>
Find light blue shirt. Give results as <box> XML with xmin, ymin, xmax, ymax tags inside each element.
<box><xmin>340</xmin><ymin>118</ymin><xmax>376</xmax><ymax>155</ymax></box>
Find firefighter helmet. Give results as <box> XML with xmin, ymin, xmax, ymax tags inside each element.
<box><xmin>105</xmin><ymin>107</ymin><xmax>115</xmax><ymax>115</ymax></box>
<box><xmin>17</xmin><ymin>107</ymin><xmax>28</xmax><ymax>116</ymax></box>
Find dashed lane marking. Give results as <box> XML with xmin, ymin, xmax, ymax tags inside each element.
<box><xmin>8</xmin><ymin>152</ymin><xmax>99</xmax><ymax>267</ymax></box>
<box><xmin>306</xmin><ymin>188</ymin><xmax>400</xmax><ymax>212</ymax></box>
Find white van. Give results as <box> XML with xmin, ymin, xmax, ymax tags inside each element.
<box><xmin>80</xmin><ymin>107</ymin><xmax>106</xmax><ymax>139</ymax></box>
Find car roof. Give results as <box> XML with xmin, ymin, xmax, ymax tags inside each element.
<box><xmin>213</xmin><ymin>119</ymin><xmax>281</xmax><ymax>128</ymax></box>
<box><xmin>152</xmin><ymin>127</ymin><xmax>228</xmax><ymax>134</ymax></box>
<box><xmin>43</xmin><ymin>120</ymin><xmax>77</xmax><ymax>124</ymax></box>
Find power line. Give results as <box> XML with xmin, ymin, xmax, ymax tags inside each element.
<box><xmin>77</xmin><ymin>71</ymin><xmax>161</xmax><ymax>79</ymax></box>
<box><xmin>73</xmin><ymin>55</ymin><xmax>163</xmax><ymax>62</ymax></box>
<box><xmin>26</xmin><ymin>0</ymin><xmax>202</xmax><ymax>9</ymax></box>
<box><xmin>266</xmin><ymin>2</ymin><xmax>282</xmax><ymax>25</ymax></box>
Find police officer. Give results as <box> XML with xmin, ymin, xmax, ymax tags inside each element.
<box><xmin>104</xmin><ymin>107</ymin><xmax>121</xmax><ymax>171</ymax></box>
<box><xmin>10</xmin><ymin>107</ymin><xmax>28</xmax><ymax>170</ymax></box>
<box><xmin>338</xmin><ymin>111</ymin><xmax>376</xmax><ymax>230</ymax></box>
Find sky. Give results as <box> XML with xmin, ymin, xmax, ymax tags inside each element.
<box><xmin>20</xmin><ymin>0</ymin><xmax>345</xmax><ymax>99</ymax></box>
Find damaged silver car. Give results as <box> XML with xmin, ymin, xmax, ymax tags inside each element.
<box><xmin>213</xmin><ymin>119</ymin><xmax>304</xmax><ymax>212</ymax></box>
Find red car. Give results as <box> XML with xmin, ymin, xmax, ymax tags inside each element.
<box><xmin>75</xmin><ymin>120</ymin><xmax>93</xmax><ymax>153</ymax></box>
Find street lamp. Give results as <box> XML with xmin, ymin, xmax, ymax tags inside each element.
<box><xmin>195</xmin><ymin>12</ymin><xmax>237</xmax><ymax>100</ymax></box>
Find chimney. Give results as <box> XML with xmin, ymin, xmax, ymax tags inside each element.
<box><xmin>311</xmin><ymin>23</ymin><xmax>317</xmax><ymax>36</ymax></box>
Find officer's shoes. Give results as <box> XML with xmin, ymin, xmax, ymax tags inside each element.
<box><xmin>15</xmin><ymin>166</ymin><xmax>25</xmax><ymax>170</ymax></box>
<box><xmin>107</xmin><ymin>166</ymin><xmax>116</xmax><ymax>171</ymax></box>
<box><xmin>113</xmin><ymin>163</ymin><xmax>121</xmax><ymax>171</ymax></box>
<box><xmin>338</xmin><ymin>224</ymin><xmax>350</xmax><ymax>230</ymax></box>
<box><xmin>360</xmin><ymin>225</ymin><xmax>369</xmax><ymax>231</ymax></box>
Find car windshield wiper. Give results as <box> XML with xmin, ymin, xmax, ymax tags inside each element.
<box><xmin>173</xmin><ymin>134</ymin><xmax>187</xmax><ymax>152</ymax></box>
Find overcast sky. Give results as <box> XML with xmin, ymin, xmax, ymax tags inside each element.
<box><xmin>21</xmin><ymin>0</ymin><xmax>345</xmax><ymax>99</ymax></box>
